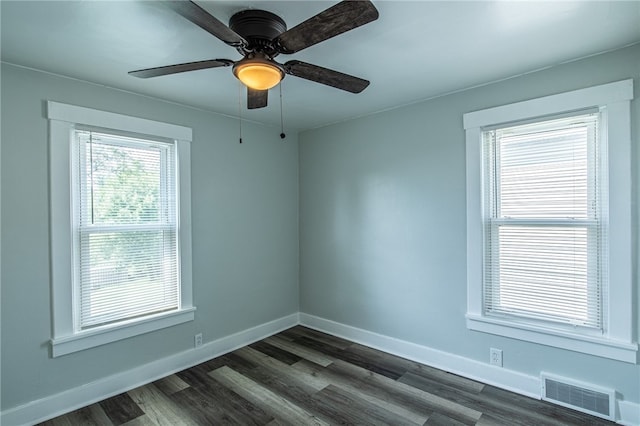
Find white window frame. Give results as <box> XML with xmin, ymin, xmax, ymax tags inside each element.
<box><xmin>48</xmin><ymin>101</ymin><xmax>195</xmax><ymax>357</ymax></box>
<box><xmin>463</xmin><ymin>80</ymin><xmax>636</xmax><ymax>363</ymax></box>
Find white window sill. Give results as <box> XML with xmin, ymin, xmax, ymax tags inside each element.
<box><xmin>466</xmin><ymin>314</ymin><xmax>637</xmax><ymax>363</ymax></box>
<box><xmin>51</xmin><ymin>307</ymin><xmax>196</xmax><ymax>357</ymax></box>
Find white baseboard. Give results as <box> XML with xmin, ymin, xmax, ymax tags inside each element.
<box><xmin>299</xmin><ymin>313</ymin><xmax>640</xmax><ymax>426</ymax></box>
<box><xmin>0</xmin><ymin>313</ymin><xmax>299</xmax><ymax>426</ymax></box>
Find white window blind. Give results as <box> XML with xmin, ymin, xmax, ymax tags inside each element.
<box><xmin>482</xmin><ymin>113</ymin><xmax>606</xmax><ymax>330</ymax></box>
<box><xmin>73</xmin><ymin>130</ymin><xmax>180</xmax><ymax>330</ymax></box>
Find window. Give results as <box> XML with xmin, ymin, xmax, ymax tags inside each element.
<box><xmin>483</xmin><ymin>113</ymin><xmax>603</xmax><ymax>330</ymax></box>
<box><xmin>49</xmin><ymin>102</ymin><xmax>195</xmax><ymax>357</ymax></box>
<box><xmin>464</xmin><ymin>80</ymin><xmax>636</xmax><ymax>362</ymax></box>
<box><xmin>74</xmin><ymin>131</ymin><xmax>179</xmax><ymax>329</ymax></box>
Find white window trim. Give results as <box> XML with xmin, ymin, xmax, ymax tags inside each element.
<box><xmin>48</xmin><ymin>101</ymin><xmax>195</xmax><ymax>357</ymax></box>
<box><xmin>463</xmin><ymin>80</ymin><xmax>637</xmax><ymax>363</ymax></box>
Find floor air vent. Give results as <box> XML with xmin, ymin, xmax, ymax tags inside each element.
<box><xmin>541</xmin><ymin>373</ymin><xmax>615</xmax><ymax>421</ymax></box>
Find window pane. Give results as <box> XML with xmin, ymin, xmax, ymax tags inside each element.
<box><xmin>496</xmin><ymin>116</ymin><xmax>596</xmax><ymax>219</ymax></box>
<box><xmin>80</xmin><ymin>132</ymin><xmax>170</xmax><ymax>225</ymax></box>
<box><xmin>487</xmin><ymin>225</ymin><xmax>598</xmax><ymax>326</ymax></box>
<box><xmin>79</xmin><ymin>230</ymin><xmax>178</xmax><ymax>328</ymax></box>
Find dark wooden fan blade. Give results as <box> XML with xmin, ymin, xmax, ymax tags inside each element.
<box><xmin>129</xmin><ymin>59</ymin><xmax>233</xmax><ymax>78</ymax></box>
<box><xmin>275</xmin><ymin>1</ymin><xmax>378</xmax><ymax>54</ymax></box>
<box><xmin>165</xmin><ymin>1</ymin><xmax>246</xmax><ymax>47</ymax></box>
<box><xmin>248</xmin><ymin>88</ymin><xmax>268</xmax><ymax>109</ymax></box>
<box><xmin>284</xmin><ymin>60</ymin><xmax>369</xmax><ymax>93</ymax></box>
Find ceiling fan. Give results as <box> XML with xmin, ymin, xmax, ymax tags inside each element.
<box><xmin>129</xmin><ymin>0</ymin><xmax>379</xmax><ymax>109</ymax></box>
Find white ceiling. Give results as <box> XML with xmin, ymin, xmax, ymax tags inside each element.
<box><xmin>2</xmin><ymin>1</ymin><xmax>639</xmax><ymax>131</ymax></box>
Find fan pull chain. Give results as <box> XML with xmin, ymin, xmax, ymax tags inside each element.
<box><xmin>279</xmin><ymin>83</ymin><xmax>286</xmax><ymax>139</ymax></box>
<box><xmin>238</xmin><ymin>83</ymin><xmax>243</xmax><ymax>144</ymax></box>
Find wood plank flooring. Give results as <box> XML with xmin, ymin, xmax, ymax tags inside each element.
<box><xmin>39</xmin><ymin>326</ymin><xmax>614</xmax><ymax>425</ymax></box>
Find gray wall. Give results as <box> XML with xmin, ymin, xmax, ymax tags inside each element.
<box><xmin>299</xmin><ymin>44</ymin><xmax>640</xmax><ymax>402</ymax></box>
<box><xmin>0</xmin><ymin>63</ymin><xmax>299</xmax><ymax>410</ymax></box>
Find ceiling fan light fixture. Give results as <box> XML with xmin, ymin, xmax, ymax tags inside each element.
<box><xmin>233</xmin><ymin>57</ymin><xmax>284</xmax><ymax>91</ymax></box>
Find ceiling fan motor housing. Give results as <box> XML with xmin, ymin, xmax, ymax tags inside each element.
<box><xmin>229</xmin><ymin>10</ymin><xmax>287</xmax><ymax>56</ymax></box>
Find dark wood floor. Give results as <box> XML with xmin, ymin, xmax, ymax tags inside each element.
<box><xmin>40</xmin><ymin>326</ymin><xmax>614</xmax><ymax>425</ymax></box>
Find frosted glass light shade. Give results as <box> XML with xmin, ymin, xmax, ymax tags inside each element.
<box><xmin>233</xmin><ymin>60</ymin><xmax>283</xmax><ymax>90</ymax></box>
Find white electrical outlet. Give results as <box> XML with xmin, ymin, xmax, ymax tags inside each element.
<box><xmin>490</xmin><ymin>348</ymin><xmax>503</xmax><ymax>367</ymax></box>
<box><xmin>194</xmin><ymin>333</ymin><xmax>203</xmax><ymax>348</ymax></box>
